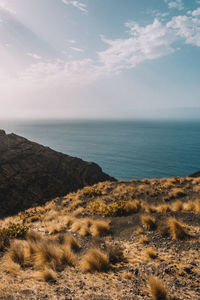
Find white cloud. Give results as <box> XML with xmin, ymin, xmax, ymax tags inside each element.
<box><xmin>70</xmin><ymin>46</ymin><xmax>84</xmax><ymax>52</ymax></box>
<box><xmin>0</xmin><ymin>1</ymin><xmax>16</xmax><ymax>14</ymax></box>
<box><xmin>1</xmin><ymin>7</ymin><xmax>200</xmax><ymax>94</ymax></box>
<box><xmin>192</xmin><ymin>7</ymin><xmax>200</xmax><ymax>16</ymax></box>
<box><xmin>67</xmin><ymin>39</ymin><xmax>76</xmax><ymax>43</ymax></box>
<box><xmin>99</xmin><ymin>9</ymin><xmax>200</xmax><ymax>72</ymax></box>
<box><xmin>99</xmin><ymin>19</ymin><xmax>176</xmax><ymax>73</ymax></box>
<box><xmin>61</xmin><ymin>0</ymin><xmax>88</xmax><ymax>14</ymax></box>
<box><xmin>165</xmin><ymin>0</ymin><xmax>184</xmax><ymax>11</ymax></box>
<box><xmin>27</xmin><ymin>53</ymin><xmax>42</xmax><ymax>60</ymax></box>
<box><xmin>167</xmin><ymin>14</ymin><xmax>200</xmax><ymax>46</ymax></box>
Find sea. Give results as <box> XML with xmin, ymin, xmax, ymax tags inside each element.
<box><xmin>1</xmin><ymin>119</ymin><xmax>200</xmax><ymax>180</ymax></box>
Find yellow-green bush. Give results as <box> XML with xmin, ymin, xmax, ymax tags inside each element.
<box><xmin>82</xmin><ymin>187</ymin><xmax>102</xmax><ymax>198</ymax></box>
<box><xmin>88</xmin><ymin>200</ymin><xmax>138</xmax><ymax>217</ymax></box>
<box><xmin>0</xmin><ymin>224</ymin><xmax>28</xmax><ymax>250</ymax></box>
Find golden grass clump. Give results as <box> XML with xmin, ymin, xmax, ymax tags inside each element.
<box><xmin>183</xmin><ymin>201</ymin><xmax>196</xmax><ymax>212</ymax></box>
<box><xmin>195</xmin><ymin>199</ymin><xmax>200</xmax><ymax>213</ymax></box>
<box><xmin>145</xmin><ymin>248</ymin><xmax>157</xmax><ymax>260</ymax></box>
<box><xmin>169</xmin><ymin>217</ymin><xmax>187</xmax><ymax>240</ymax></box>
<box><xmin>157</xmin><ymin>220</ymin><xmax>170</xmax><ymax>237</ymax></box>
<box><xmin>148</xmin><ymin>276</ymin><xmax>167</xmax><ymax>300</ymax></box>
<box><xmin>70</xmin><ymin>221</ymin><xmax>83</xmax><ymax>233</ymax></box>
<box><xmin>138</xmin><ymin>236</ymin><xmax>149</xmax><ymax>244</ymax></box>
<box><xmin>169</xmin><ymin>187</ymin><xmax>185</xmax><ymax>198</ymax></box>
<box><xmin>78</xmin><ymin>225</ymin><xmax>90</xmax><ymax>236</ymax></box>
<box><xmin>141</xmin><ymin>215</ymin><xmax>157</xmax><ymax>231</ymax></box>
<box><xmin>8</xmin><ymin>240</ymin><xmax>31</xmax><ymax>267</ymax></box>
<box><xmin>156</xmin><ymin>204</ymin><xmax>171</xmax><ymax>213</ymax></box>
<box><xmin>172</xmin><ymin>200</ymin><xmax>183</xmax><ymax>211</ymax></box>
<box><xmin>72</xmin><ymin>207</ymin><xmax>84</xmax><ymax>217</ymax></box>
<box><xmin>1</xmin><ymin>255</ymin><xmax>21</xmax><ymax>275</ymax></box>
<box><xmin>26</xmin><ymin>230</ymin><xmax>43</xmax><ymax>243</ymax></box>
<box><xmin>193</xmin><ymin>185</ymin><xmax>200</xmax><ymax>192</ymax></box>
<box><xmin>32</xmin><ymin>239</ymin><xmax>76</xmax><ymax>271</ymax></box>
<box><xmin>80</xmin><ymin>248</ymin><xmax>109</xmax><ymax>272</ymax></box>
<box><xmin>134</xmin><ymin>227</ymin><xmax>143</xmax><ymax>234</ymax></box>
<box><xmin>141</xmin><ymin>202</ymin><xmax>157</xmax><ymax>214</ymax></box>
<box><xmin>36</xmin><ymin>267</ymin><xmax>57</xmax><ymax>282</ymax></box>
<box><xmin>90</xmin><ymin>220</ymin><xmax>110</xmax><ymax>237</ymax></box>
<box><xmin>65</xmin><ymin>216</ymin><xmax>74</xmax><ymax>228</ymax></box>
<box><xmin>124</xmin><ymin>200</ymin><xmax>141</xmax><ymax>213</ymax></box>
<box><xmin>121</xmin><ymin>272</ymin><xmax>132</xmax><ymax>280</ymax></box>
<box><xmin>56</xmin><ymin>234</ymin><xmax>80</xmax><ymax>252</ymax></box>
<box><xmin>33</xmin><ymin>240</ymin><xmax>64</xmax><ymax>270</ymax></box>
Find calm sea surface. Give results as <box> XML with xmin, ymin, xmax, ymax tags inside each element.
<box><xmin>1</xmin><ymin>119</ymin><xmax>200</xmax><ymax>180</ymax></box>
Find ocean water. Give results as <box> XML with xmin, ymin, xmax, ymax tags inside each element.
<box><xmin>1</xmin><ymin>119</ymin><xmax>200</xmax><ymax>180</ymax></box>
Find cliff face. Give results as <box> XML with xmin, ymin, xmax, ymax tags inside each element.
<box><xmin>0</xmin><ymin>130</ymin><xmax>115</xmax><ymax>217</ymax></box>
<box><xmin>189</xmin><ymin>171</ymin><xmax>200</xmax><ymax>178</ymax></box>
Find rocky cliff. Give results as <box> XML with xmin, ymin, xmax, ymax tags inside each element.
<box><xmin>0</xmin><ymin>130</ymin><xmax>115</xmax><ymax>217</ymax></box>
<box><xmin>189</xmin><ymin>170</ymin><xmax>200</xmax><ymax>177</ymax></box>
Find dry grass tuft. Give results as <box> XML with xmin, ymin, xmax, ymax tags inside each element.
<box><xmin>141</xmin><ymin>215</ymin><xmax>157</xmax><ymax>231</ymax></box>
<box><xmin>26</xmin><ymin>230</ymin><xmax>43</xmax><ymax>243</ymax></box>
<box><xmin>157</xmin><ymin>219</ymin><xmax>170</xmax><ymax>237</ymax></box>
<box><xmin>134</xmin><ymin>227</ymin><xmax>143</xmax><ymax>234</ymax></box>
<box><xmin>1</xmin><ymin>255</ymin><xmax>21</xmax><ymax>275</ymax></box>
<box><xmin>125</xmin><ymin>200</ymin><xmax>141</xmax><ymax>213</ymax></box>
<box><xmin>55</xmin><ymin>234</ymin><xmax>80</xmax><ymax>252</ymax></box>
<box><xmin>72</xmin><ymin>207</ymin><xmax>84</xmax><ymax>217</ymax></box>
<box><xmin>36</xmin><ymin>268</ymin><xmax>57</xmax><ymax>282</ymax></box>
<box><xmin>183</xmin><ymin>201</ymin><xmax>196</xmax><ymax>212</ymax></box>
<box><xmin>80</xmin><ymin>248</ymin><xmax>109</xmax><ymax>272</ymax></box>
<box><xmin>148</xmin><ymin>276</ymin><xmax>168</xmax><ymax>300</ymax></box>
<box><xmin>145</xmin><ymin>248</ymin><xmax>157</xmax><ymax>259</ymax></box>
<box><xmin>169</xmin><ymin>187</ymin><xmax>185</xmax><ymax>198</ymax></box>
<box><xmin>31</xmin><ymin>238</ymin><xmax>76</xmax><ymax>271</ymax></box>
<box><xmin>65</xmin><ymin>216</ymin><xmax>74</xmax><ymax>228</ymax></box>
<box><xmin>156</xmin><ymin>204</ymin><xmax>171</xmax><ymax>213</ymax></box>
<box><xmin>172</xmin><ymin>200</ymin><xmax>183</xmax><ymax>211</ymax></box>
<box><xmin>70</xmin><ymin>221</ymin><xmax>82</xmax><ymax>233</ymax></box>
<box><xmin>78</xmin><ymin>225</ymin><xmax>90</xmax><ymax>236</ymax></box>
<box><xmin>193</xmin><ymin>185</ymin><xmax>200</xmax><ymax>192</ymax></box>
<box><xmin>169</xmin><ymin>217</ymin><xmax>187</xmax><ymax>240</ymax></box>
<box><xmin>8</xmin><ymin>240</ymin><xmax>31</xmax><ymax>267</ymax></box>
<box><xmin>121</xmin><ymin>272</ymin><xmax>132</xmax><ymax>280</ymax></box>
<box><xmin>138</xmin><ymin>236</ymin><xmax>149</xmax><ymax>244</ymax></box>
<box><xmin>90</xmin><ymin>220</ymin><xmax>110</xmax><ymax>237</ymax></box>
<box><xmin>195</xmin><ymin>199</ymin><xmax>200</xmax><ymax>213</ymax></box>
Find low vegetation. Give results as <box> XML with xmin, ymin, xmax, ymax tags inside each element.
<box><xmin>0</xmin><ymin>176</ymin><xmax>199</xmax><ymax>299</ymax></box>
<box><xmin>148</xmin><ymin>276</ymin><xmax>168</xmax><ymax>300</ymax></box>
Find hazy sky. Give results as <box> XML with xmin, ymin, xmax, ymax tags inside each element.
<box><xmin>0</xmin><ymin>0</ymin><xmax>200</xmax><ymax>119</ymax></box>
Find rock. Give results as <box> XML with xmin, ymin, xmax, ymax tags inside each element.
<box><xmin>189</xmin><ymin>170</ymin><xmax>200</xmax><ymax>177</ymax></box>
<box><xmin>0</xmin><ymin>129</ymin><xmax>6</xmax><ymax>136</ymax></box>
<box><xmin>0</xmin><ymin>131</ymin><xmax>116</xmax><ymax>217</ymax></box>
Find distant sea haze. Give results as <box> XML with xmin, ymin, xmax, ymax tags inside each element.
<box><xmin>1</xmin><ymin>119</ymin><xmax>200</xmax><ymax>180</ymax></box>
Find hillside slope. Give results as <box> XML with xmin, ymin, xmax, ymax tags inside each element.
<box><xmin>0</xmin><ymin>176</ymin><xmax>199</xmax><ymax>299</ymax></box>
<box><xmin>0</xmin><ymin>130</ymin><xmax>115</xmax><ymax>217</ymax></box>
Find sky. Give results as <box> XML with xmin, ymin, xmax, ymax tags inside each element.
<box><xmin>0</xmin><ymin>0</ymin><xmax>200</xmax><ymax>119</ymax></box>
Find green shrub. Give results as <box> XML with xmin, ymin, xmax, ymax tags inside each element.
<box><xmin>88</xmin><ymin>200</ymin><xmax>135</xmax><ymax>217</ymax></box>
<box><xmin>0</xmin><ymin>224</ymin><xmax>28</xmax><ymax>250</ymax></box>
<box><xmin>82</xmin><ymin>187</ymin><xmax>102</xmax><ymax>198</ymax></box>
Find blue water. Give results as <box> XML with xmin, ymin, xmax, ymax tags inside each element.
<box><xmin>0</xmin><ymin>119</ymin><xmax>200</xmax><ymax>180</ymax></box>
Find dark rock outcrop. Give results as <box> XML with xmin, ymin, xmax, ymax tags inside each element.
<box><xmin>189</xmin><ymin>171</ymin><xmax>200</xmax><ymax>178</ymax></box>
<box><xmin>0</xmin><ymin>130</ymin><xmax>115</xmax><ymax>217</ymax></box>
